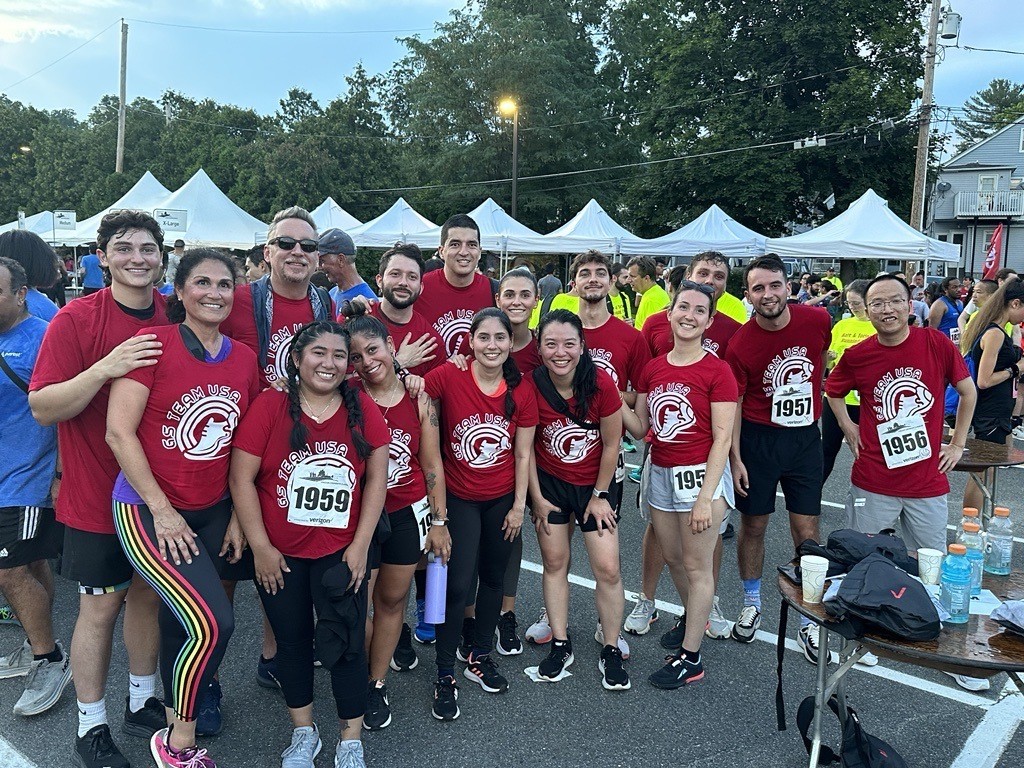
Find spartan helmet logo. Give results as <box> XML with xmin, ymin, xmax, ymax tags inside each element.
<box><xmin>881</xmin><ymin>377</ymin><xmax>934</xmax><ymax>421</ymax></box>
<box><xmin>387</xmin><ymin>438</ymin><xmax>413</xmax><ymax>488</ymax></box>
<box><xmin>271</xmin><ymin>332</ymin><xmax>297</xmax><ymax>382</ymax></box>
<box><xmin>649</xmin><ymin>390</ymin><xmax>696</xmax><ymax>441</ymax></box>
<box><xmin>441</xmin><ymin>318</ymin><xmax>471</xmax><ymax>357</ymax></box>
<box><xmin>174</xmin><ymin>398</ymin><xmax>241</xmax><ymax>461</ymax></box>
<box><xmin>459</xmin><ymin>423</ymin><xmax>511</xmax><ymax>468</ymax></box>
<box><xmin>548</xmin><ymin>423</ymin><xmax>596</xmax><ymax>464</ymax></box>
<box><xmin>770</xmin><ymin>356</ymin><xmax>814</xmax><ymax>389</ymax></box>
<box><xmin>591</xmin><ymin>357</ymin><xmax>620</xmax><ymax>386</ymax></box>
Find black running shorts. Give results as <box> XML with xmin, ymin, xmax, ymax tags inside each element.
<box><xmin>735</xmin><ymin>420</ymin><xmax>822</xmax><ymax>517</ymax></box>
<box><xmin>380</xmin><ymin>504</ymin><xmax>425</xmax><ymax>566</ymax></box>
<box><xmin>536</xmin><ymin>467</ymin><xmax>622</xmax><ymax>533</ymax></box>
<box><xmin>0</xmin><ymin>506</ymin><xmax>61</xmax><ymax>569</ymax></box>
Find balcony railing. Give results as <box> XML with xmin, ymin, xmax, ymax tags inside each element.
<box><xmin>954</xmin><ymin>190</ymin><xmax>1024</xmax><ymax>218</ymax></box>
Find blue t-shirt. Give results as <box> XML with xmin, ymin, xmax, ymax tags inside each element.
<box><xmin>0</xmin><ymin>315</ymin><xmax>57</xmax><ymax>507</ymax></box>
<box><xmin>26</xmin><ymin>288</ymin><xmax>58</xmax><ymax>322</ymax></box>
<box><xmin>81</xmin><ymin>253</ymin><xmax>104</xmax><ymax>288</ymax></box>
<box><xmin>330</xmin><ymin>282</ymin><xmax>377</xmax><ymax>317</ymax></box>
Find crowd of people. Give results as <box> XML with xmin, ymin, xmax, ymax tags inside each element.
<box><xmin>0</xmin><ymin>205</ymin><xmax>1016</xmax><ymax>768</ymax></box>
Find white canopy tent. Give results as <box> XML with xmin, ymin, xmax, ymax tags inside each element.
<box><xmin>60</xmin><ymin>171</ymin><xmax>173</xmax><ymax>246</ymax></box>
<box><xmin>310</xmin><ymin>197</ymin><xmax>362</xmax><ymax>233</ymax></box>
<box><xmin>349</xmin><ymin>198</ymin><xmax>440</xmax><ymax>249</ymax></box>
<box><xmin>766</xmin><ymin>189</ymin><xmax>960</xmax><ymax>263</ymax></box>
<box><xmin>541</xmin><ymin>199</ymin><xmax>652</xmax><ymax>255</ymax></box>
<box><xmin>643</xmin><ymin>204</ymin><xmax>767</xmax><ymax>260</ymax></box>
<box><xmin>0</xmin><ymin>211</ymin><xmax>58</xmax><ymax>239</ymax></box>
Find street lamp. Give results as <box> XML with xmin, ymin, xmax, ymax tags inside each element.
<box><xmin>18</xmin><ymin>145</ymin><xmax>31</xmax><ymax>154</ymax></box>
<box><xmin>498</xmin><ymin>98</ymin><xmax>519</xmax><ymax>219</ymax></box>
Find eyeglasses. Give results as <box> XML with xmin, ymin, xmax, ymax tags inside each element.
<box><xmin>866</xmin><ymin>298</ymin><xmax>908</xmax><ymax>311</ymax></box>
<box><xmin>677</xmin><ymin>280</ymin><xmax>715</xmax><ymax>297</ymax></box>
<box><xmin>269</xmin><ymin>236</ymin><xmax>318</xmax><ymax>253</ymax></box>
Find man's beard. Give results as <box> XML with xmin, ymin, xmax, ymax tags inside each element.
<box><xmin>383</xmin><ymin>285</ymin><xmax>418</xmax><ymax>309</ymax></box>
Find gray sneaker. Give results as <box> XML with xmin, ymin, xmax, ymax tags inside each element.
<box><xmin>0</xmin><ymin>639</ymin><xmax>32</xmax><ymax>679</ymax></box>
<box><xmin>623</xmin><ymin>594</ymin><xmax>659</xmax><ymax>636</ymax></box>
<box><xmin>282</xmin><ymin>724</ymin><xmax>322</xmax><ymax>768</ymax></box>
<box><xmin>13</xmin><ymin>641</ymin><xmax>71</xmax><ymax>716</ymax></box>
<box><xmin>334</xmin><ymin>739</ymin><xmax>366</xmax><ymax>768</ymax></box>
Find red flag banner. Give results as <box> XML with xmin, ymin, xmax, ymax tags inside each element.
<box><xmin>982</xmin><ymin>223</ymin><xmax>1005</xmax><ymax>280</ymax></box>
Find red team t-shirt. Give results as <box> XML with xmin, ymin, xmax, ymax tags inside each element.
<box><xmin>29</xmin><ymin>289</ymin><xmax>168</xmax><ymax>534</ymax></box>
<box><xmin>122</xmin><ymin>327</ymin><xmax>261</xmax><ymax>509</ymax></box>
<box><xmin>416</xmin><ymin>271</ymin><xmax>495</xmax><ymax>357</ymax></box>
<box><xmin>368</xmin><ymin>304</ymin><xmax>445</xmax><ymax>378</ymax></box>
<box><xmin>726</xmin><ymin>303</ymin><xmax>832</xmax><ymax>427</ymax></box>
<box><xmin>639</xmin><ymin>354</ymin><xmax>739</xmax><ymax>468</ymax></box>
<box><xmin>641</xmin><ymin>310</ymin><xmax>742</xmax><ymax>359</ymax></box>
<box><xmin>233</xmin><ymin>388</ymin><xmax>390</xmax><ymax>559</ymax></box>
<box><xmin>361</xmin><ymin>389</ymin><xmax>428</xmax><ymax>514</ymax></box>
<box><xmin>424</xmin><ymin>363</ymin><xmax>539</xmax><ymax>500</ymax></box>
<box><xmin>526</xmin><ymin>369</ymin><xmax>621</xmax><ymax>486</ymax></box>
<box><xmin>511</xmin><ymin>338</ymin><xmax>542</xmax><ymax>376</ymax></box>
<box><xmin>583</xmin><ymin>316</ymin><xmax>651</xmax><ymax>392</ymax></box>
<box><xmin>825</xmin><ymin>327</ymin><xmax>970</xmax><ymax>498</ymax></box>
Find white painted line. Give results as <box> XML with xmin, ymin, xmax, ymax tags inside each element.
<box><xmin>520</xmin><ymin>559</ymin><xmax>993</xmax><ymax>709</ymax></box>
<box><xmin>949</xmin><ymin>679</ymin><xmax>1024</xmax><ymax>768</ymax></box>
<box><xmin>0</xmin><ymin>737</ymin><xmax>38</xmax><ymax>768</ymax></box>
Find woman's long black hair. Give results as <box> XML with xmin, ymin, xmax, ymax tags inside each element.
<box><xmin>537</xmin><ymin>309</ymin><xmax>598</xmax><ymax>420</ymax></box>
<box><xmin>471</xmin><ymin>307</ymin><xmax>521</xmax><ymax>420</ymax></box>
<box><xmin>285</xmin><ymin>321</ymin><xmax>372</xmax><ymax>460</ymax></box>
<box><xmin>165</xmin><ymin>248</ymin><xmax>238</xmax><ymax>324</ymax></box>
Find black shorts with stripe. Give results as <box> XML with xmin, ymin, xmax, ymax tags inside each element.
<box><xmin>0</xmin><ymin>506</ymin><xmax>62</xmax><ymax>569</ymax></box>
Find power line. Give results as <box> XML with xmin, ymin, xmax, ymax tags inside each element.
<box><xmin>961</xmin><ymin>45</ymin><xmax>1024</xmax><ymax>56</ymax></box>
<box><xmin>2</xmin><ymin>19</ymin><xmax>120</xmax><ymax>92</ymax></box>
<box><xmin>126</xmin><ymin>18</ymin><xmax>434</xmax><ymax>36</ymax></box>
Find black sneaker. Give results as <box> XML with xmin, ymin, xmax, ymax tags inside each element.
<box><xmin>431</xmin><ymin>676</ymin><xmax>460</xmax><ymax>721</ymax></box>
<box><xmin>122</xmin><ymin>695</ymin><xmax>166</xmax><ymax>738</ymax></box>
<box><xmin>390</xmin><ymin>623</ymin><xmax>419</xmax><ymax>672</ymax></box>
<box><xmin>364</xmin><ymin>680</ymin><xmax>392</xmax><ymax>730</ymax></box>
<box><xmin>659</xmin><ymin>611</ymin><xmax>686</xmax><ymax>650</ymax></box>
<box><xmin>463</xmin><ymin>653</ymin><xmax>508</xmax><ymax>693</ymax></box>
<box><xmin>495</xmin><ymin>611</ymin><xmax>523</xmax><ymax>656</ymax></box>
<box><xmin>599</xmin><ymin>644</ymin><xmax>631</xmax><ymax>691</ymax></box>
<box><xmin>456</xmin><ymin>617</ymin><xmax>475</xmax><ymax>663</ymax></box>
<box><xmin>722</xmin><ymin>522</ymin><xmax>735</xmax><ymax>540</ymax></box>
<box><xmin>73</xmin><ymin>724</ymin><xmax>130</xmax><ymax>768</ymax></box>
<box><xmin>648</xmin><ymin>653</ymin><xmax>705</xmax><ymax>689</ymax></box>
<box><xmin>537</xmin><ymin>639</ymin><xmax>574</xmax><ymax>681</ymax></box>
<box><xmin>194</xmin><ymin>679</ymin><xmax>222</xmax><ymax>737</ymax></box>
<box><xmin>256</xmin><ymin>654</ymin><xmax>282</xmax><ymax>690</ymax></box>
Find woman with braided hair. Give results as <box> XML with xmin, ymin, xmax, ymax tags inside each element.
<box><xmin>230</xmin><ymin>321</ymin><xmax>389</xmax><ymax>768</ymax></box>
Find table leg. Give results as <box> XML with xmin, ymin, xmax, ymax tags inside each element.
<box><xmin>809</xmin><ymin>624</ymin><xmax>829</xmax><ymax>768</ymax></box>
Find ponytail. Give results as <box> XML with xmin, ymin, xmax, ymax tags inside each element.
<box><xmin>501</xmin><ymin>355</ymin><xmax>522</xmax><ymax>420</ymax></box>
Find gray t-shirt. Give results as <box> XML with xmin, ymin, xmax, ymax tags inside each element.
<box><xmin>538</xmin><ymin>274</ymin><xmax>562</xmax><ymax>299</ymax></box>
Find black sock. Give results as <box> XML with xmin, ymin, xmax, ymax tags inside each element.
<box><xmin>414</xmin><ymin>568</ymin><xmax>427</xmax><ymax>601</ymax></box>
<box><xmin>681</xmin><ymin>648</ymin><xmax>700</xmax><ymax>663</ymax></box>
<box><xmin>34</xmin><ymin>647</ymin><xmax>63</xmax><ymax>663</ymax></box>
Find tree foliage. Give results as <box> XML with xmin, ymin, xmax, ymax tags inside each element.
<box><xmin>952</xmin><ymin>78</ymin><xmax>1024</xmax><ymax>152</ymax></box>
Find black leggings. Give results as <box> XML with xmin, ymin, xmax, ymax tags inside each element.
<box><xmin>113</xmin><ymin>499</ymin><xmax>234</xmax><ymax>721</ymax></box>
<box><xmin>257</xmin><ymin>549</ymin><xmax>368</xmax><ymax>720</ymax></box>
<box><xmin>822</xmin><ymin>402</ymin><xmax>860</xmax><ymax>484</ymax></box>
<box><xmin>435</xmin><ymin>491</ymin><xmax>516</xmax><ymax>671</ymax></box>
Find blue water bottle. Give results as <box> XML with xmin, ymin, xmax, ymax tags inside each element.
<box><xmin>940</xmin><ymin>544</ymin><xmax>971</xmax><ymax>625</ymax></box>
<box><xmin>961</xmin><ymin>521</ymin><xmax>985</xmax><ymax>595</ymax></box>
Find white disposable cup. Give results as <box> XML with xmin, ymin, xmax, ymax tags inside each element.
<box><xmin>917</xmin><ymin>548</ymin><xmax>944</xmax><ymax>586</ymax></box>
<box><xmin>800</xmin><ymin>555</ymin><xmax>830</xmax><ymax>603</ymax></box>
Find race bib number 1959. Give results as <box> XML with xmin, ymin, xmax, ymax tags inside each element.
<box><xmin>287</xmin><ymin>467</ymin><xmax>353</xmax><ymax>528</ymax></box>
<box><xmin>771</xmin><ymin>382</ymin><xmax>814</xmax><ymax>427</ymax></box>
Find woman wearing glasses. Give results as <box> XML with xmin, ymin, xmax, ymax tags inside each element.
<box><xmin>620</xmin><ymin>281</ymin><xmax>738</xmax><ymax>689</ymax></box>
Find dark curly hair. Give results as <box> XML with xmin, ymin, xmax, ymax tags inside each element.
<box><xmin>470</xmin><ymin>307</ymin><xmax>521</xmax><ymax>420</ymax></box>
<box><xmin>96</xmin><ymin>210</ymin><xmax>164</xmax><ymax>253</ymax></box>
<box><xmin>165</xmin><ymin>248</ymin><xmax>238</xmax><ymax>324</ymax></box>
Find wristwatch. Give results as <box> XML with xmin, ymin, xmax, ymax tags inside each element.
<box><xmin>592</xmin><ymin>489</ymin><xmax>610</xmax><ymax>500</ymax></box>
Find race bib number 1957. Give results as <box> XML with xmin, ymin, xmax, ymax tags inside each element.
<box><xmin>771</xmin><ymin>382</ymin><xmax>814</xmax><ymax>427</ymax></box>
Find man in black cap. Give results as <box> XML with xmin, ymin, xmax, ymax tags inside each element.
<box><xmin>318</xmin><ymin>227</ymin><xmax>375</xmax><ymax>317</ymax></box>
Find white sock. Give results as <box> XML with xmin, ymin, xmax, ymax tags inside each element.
<box><xmin>129</xmin><ymin>672</ymin><xmax>157</xmax><ymax>712</ymax></box>
<box><xmin>77</xmin><ymin>698</ymin><xmax>107</xmax><ymax>738</ymax></box>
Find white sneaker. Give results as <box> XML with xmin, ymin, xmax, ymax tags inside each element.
<box><xmin>594</xmin><ymin>623</ymin><xmax>630</xmax><ymax>659</ymax></box>
<box><xmin>1012</xmin><ymin>425</ymin><xmax>1024</xmax><ymax>441</ymax></box>
<box><xmin>856</xmin><ymin>651</ymin><xmax>879</xmax><ymax>667</ymax></box>
<box><xmin>525</xmin><ymin>608</ymin><xmax>552</xmax><ymax>645</ymax></box>
<box><xmin>705</xmin><ymin>597</ymin><xmax>732</xmax><ymax>639</ymax></box>
<box><xmin>623</xmin><ymin>593</ymin><xmax>659</xmax><ymax>635</ymax></box>
<box><xmin>944</xmin><ymin>672</ymin><xmax>991</xmax><ymax>692</ymax></box>
<box><xmin>0</xmin><ymin>640</ymin><xmax>32</xmax><ymax>679</ymax></box>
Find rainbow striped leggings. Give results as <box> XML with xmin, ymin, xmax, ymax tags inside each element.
<box><xmin>113</xmin><ymin>498</ymin><xmax>235</xmax><ymax>721</ymax></box>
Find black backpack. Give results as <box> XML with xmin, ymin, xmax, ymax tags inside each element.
<box><xmin>826</xmin><ymin>529</ymin><xmax>919</xmax><ymax>577</ymax></box>
<box><xmin>797</xmin><ymin>695</ymin><xmax>909</xmax><ymax>768</ymax></box>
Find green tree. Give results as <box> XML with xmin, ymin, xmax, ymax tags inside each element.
<box><xmin>952</xmin><ymin>78</ymin><xmax>1024</xmax><ymax>152</ymax></box>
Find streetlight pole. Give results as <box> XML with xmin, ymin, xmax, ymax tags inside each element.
<box><xmin>499</xmin><ymin>98</ymin><xmax>519</xmax><ymax>219</ymax></box>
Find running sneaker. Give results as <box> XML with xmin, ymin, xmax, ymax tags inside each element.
<box><xmin>149</xmin><ymin>728</ymin><xmax>216</xmax><ymax>767</ymax></box>
<box><xmin>257</xmin><ymin>654</ymin><xmax>282</xmax><ymax>691</ymax></box>
<box><xmin>1013</xmin><ymin>425</ymin><xmax>1024</xmax><ymax>442</ymax></box>
<box><xmin>623</xmin><ymin>594</ymin><xmax>659</xmax><ymax>635</ymax></box>
<box><xmin>413</xmin><ymin>598</ymin><xmax>435</xmax><ymax>644</ymax></box>
<box><xmin>123</xmin><ymin>695</ymin><xmax>167</xmax><ymax>738</ymax></box>
<box><xmin>648</xmin><ymin>653</ymin><xmax>705</xmax><ymax>689</ymax></box>
<box><xmin>722</xmin><ymin>522</ymin><xmax>735</xmax><ymax>540</ymax></box>
<box><xmin>363</xmin><ymin>681</ymin><xmax>392</xmax><ymax>731</ymax></box>
<box><xmin>495</xmin><ymin>611</ymin><xmax>523</xmax><ymax>656</ymax></box>
<box><xmin>525</xmin><ymin>608</ymin><xmax>552</xmax><ymax>645</ymax></box>
<box><xmin>621</xmin><ymin>437</ymin><xmax>637</xmax><ymax>453</ymax></box>
<box><xmin>797</xmin><ymin>624</ymin><xmax>828</xmax><ymax>665</ymax></box>
<box><xmin>390</xmin><ymin>623</ymin><xmax>418</xmax><ymax>671</ymax></box>
<box><xmin>195</xmin><ymin>679</ymin><xmax>223</xmax><ymax>737</ymax></box>
<box><xmin>334</xmin><ymin>739</ymin><xmax>366</xmax><ymax>768</ymax></box>
<box><xmin>705</xmin><ymin>597</ymin><xmax>732</xmax><ymax>639</ymax></box>
<box><xmin>627</xmin><ymin>467</ymin><xmax>642</xmax><ymax>484</ymax></box>
<box><xmin>0</xmin><ymin>604</ymin><xmax>19</xmax><ymax>626</ymax></box>
<box><xmin>856</xmin><ymin>651</ymin><xmax>879</xmax><ymax>668</ymax></box>
<box><xmin>456</xmin><ymin>617</ymin><xmax>475</xmax><ymax>662</ymax></box>
<box><xmin>431</xmin><ymin>676</ymin><xmax>460</xmax><ymax>721</ymax></box>
<box><xmin>0</xmin><ymin>639</ymin><xmax>32</xmax><ymax>679</ymax></box>
<box><xmin>282</xmin><ymin>724</ymin><xmax>321</xmax><ymax>768</ymax></box>
<box><xmin>537</xmin><ymin>639</ymin><xmax>574</xmax><ymax>681</ymax></box>
<box><xmin>730</xmin><ymin>605</ymin><xmax>761</xmax><ymax>643</ymax></box>
<box><xmin>73</xmin><ymin>724</ymin><xmax>130</xmax><ymax>768</ymax></box>
<box><xmin>594</xmin><ymin>623</ymin><xmax>630</xmax><ymax>659</ymax></box>
<box><xmin>598</xmin><ymin>645</ymin><xmax>631</xmax><ymax>691</ymax></box>
<box><xmin>944</xmin><ymin>672</ymin><xmax>991</xmax><ymax>692</ymax></box>
<box><xmin>659</xmin><ymin>613</ymin><xmax>686</xmax><ymax>650</ymax></box>
<box><xmin>463</xmin><ymin>653</ymin><xmax>508</xmax><ymax>693</ymax></box>
<box><xmin>13</xmin><ymin>642</ymin><xmax>71</xmax><ymax>716</ymax></box>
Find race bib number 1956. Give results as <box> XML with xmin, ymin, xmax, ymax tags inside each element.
<box><xmin>877</xmin><ymin>414</ymin><xmax>931</xmax><ymax>470</ymax></box>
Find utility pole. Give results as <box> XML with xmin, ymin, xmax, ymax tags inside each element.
<box><xmin>910</xmin><ymin>1</ymin><xmax>941</xmax><ymax>232</ymax></box>
<box><xmin>115</xmin><ymin>19</ymin><xmax>128</xmax><ymax>173</ymax></box>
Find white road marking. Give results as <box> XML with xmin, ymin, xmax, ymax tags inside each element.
<box><xmin>949</xmin><ymin>679</ymin><xmax>1024</xmax><ymax>768</ymax></box>
<box><xmin>0</xmin><ymin>738</ymin><xmax>37</xmax><ymax>768</ymax></box>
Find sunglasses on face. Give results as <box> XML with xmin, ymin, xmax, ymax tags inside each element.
<box><xmin>269</xmin><ymin>236</ymin><xmax>318</xmax><ymax>253</ymax></box>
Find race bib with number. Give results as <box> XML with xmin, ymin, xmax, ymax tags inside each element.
<box><xmin>615</xmin><ymin>451</ymin><xmax>626</xmax><ymax>483</ymax></box>
<box><xmin>876</xmin><ymin>414</ymin><xmax>931</xmax><ymax>470</ymax></box>
<box><xmin>949</xmin><ymin>327</ymin><xmax>961</xmax><ymax>345</ymax></box>
<box><xmin>771</xmin><ymin>382</ymin><xmax>814</xmax><ymax>427</ymax></box>
<box><xmin>412</xmin><ymin>497</ymin><xmax>431</xmax><ymax>551</ymax></box>
<box><xmin>287</xmin><ymin>466</ymin><xmax>354</xmax><ymax>528</ymax></box>
<box><xmin>672</xmin><ymin>463</ymin><xmax>707</xmax><ymax>505</ymax></box>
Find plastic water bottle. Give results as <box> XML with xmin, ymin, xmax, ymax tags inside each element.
<box><xmin>940</xmin><ymin>544</ymin><xmax>971</xmax><ymax>625</ymax></box>
<box><xmin>984</xmin><ymin>506</ymin><xmax>1014</xmax><ymax>576</ymax></box>
<box><xmin>424</xmin><ymin>553</ymin><xmax>447</xmax><ymax>624</ymax></box>
<box><xmin>956</xmin><ymin>507</ymin><xmax>980</xmax><ymax>542</ymax></box>
<box><xmin>961</xmin><ymin>521</ymin><xmax>985</xmax><ymax>595</ymax></box>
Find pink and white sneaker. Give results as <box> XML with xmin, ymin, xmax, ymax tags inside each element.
<box><xmin>150</xmin><ymin>728</ymin><xmax>217</xmax><ymax>768</ymax></box>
